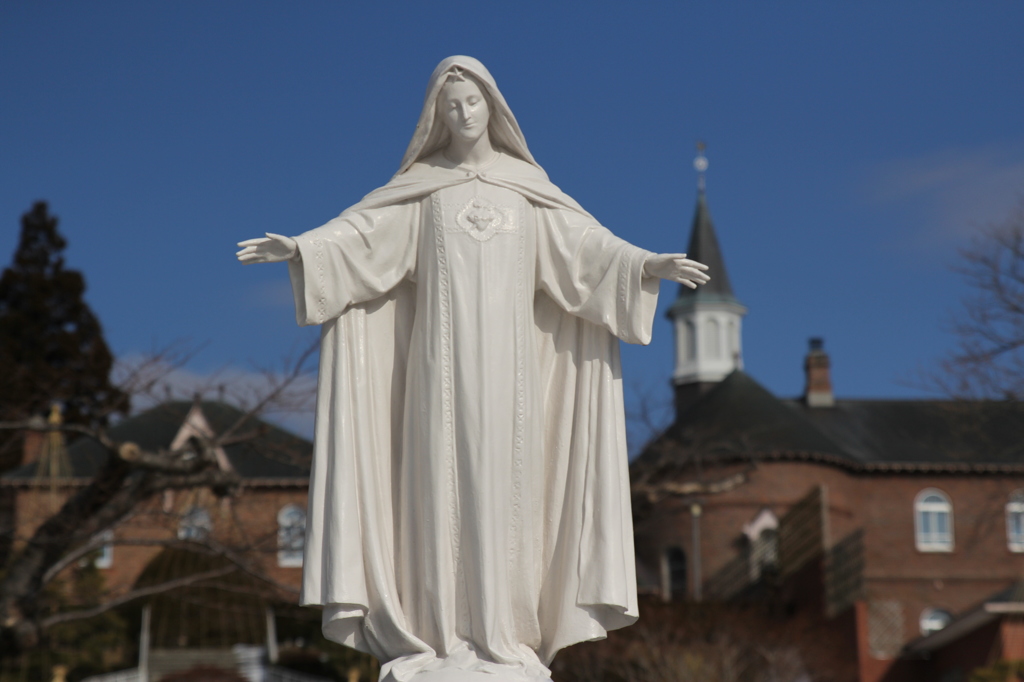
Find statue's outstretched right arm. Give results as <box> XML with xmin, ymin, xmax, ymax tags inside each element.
<box><xmin>236</xmin><ymin>233</ymin><xmax>298</xmax><ymax>264</ymax></box>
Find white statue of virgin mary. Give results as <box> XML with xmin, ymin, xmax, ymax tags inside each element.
<box><xmin>238</xmin><ymin>56</ymin><xmax>708</xmax><ymax>682</ymax></box>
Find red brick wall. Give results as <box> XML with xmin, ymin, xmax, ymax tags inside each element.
<box><xmin>859</xmin><ymin>474</ymin><xmax>1024</xmax><ymax>651</ymax></box>
<box><xmin>12</xmin><ymin>484</ymin><xmax>308</xmax><ymax>600</ymax></box>
<box><xmin>633</xmin><ymin>461</ymin><xmax>1024</xmax><ymax>680</ymax></box>
<box><xmin>633</xmin><ymin>461</ymin><xmax>861</xmax><ymax>595</ymax></box>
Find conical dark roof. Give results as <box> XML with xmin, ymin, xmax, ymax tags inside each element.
<box><xmin>636</xmin><ymin>370</ymin><xmax>847</xmax><ymax>469</ymax></box>
<box><xmin>669</xmin><ymin>191</ymin><xmax>742</xmax><ymax>312</ymax></box>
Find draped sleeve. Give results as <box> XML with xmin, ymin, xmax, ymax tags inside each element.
<box><xmin>287</xmin><ymin>201</ymin><xmax>420</xmax><ymax>326</ymax></box>
<box><xmin>535</xmin><ymin>207</ymin><xmax>660</xmax><ymax>345</ymax></box>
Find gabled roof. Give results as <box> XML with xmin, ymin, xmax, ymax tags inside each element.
<box><xmin>2</xmin><ymin>401</ymin><xmax>311</xmax><ymax>484</ymax></box>
<box><xmin>903</xmin><ymin>581</ymin><xmax>1024</xmax><ymax>656</ymax></box>
<box><xmin>668</xmin><ymin>191</ymin><xmax>743</xmax><ymax>313</ymax></box>
<box><xmin>635</xmin><ymin>371</ymin><xmax>1024</xmax><ymax>473</ymax></box>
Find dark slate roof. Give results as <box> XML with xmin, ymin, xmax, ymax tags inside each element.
<box><xmin>668</xmin><ymin>191</ymin><xmax>742</xmax><ymax>313</ymax></box>
<box><xmin>790</xmin><ymin>398</ymin><xmax>1024</xmax><ymax>466</ymax></box>
<box><xmin>641</xmin><ymin>371</ymin><xmax>846</xmax><ymax>466</ymax></box>
<box><xmin>636</xmin><ymin>371</ymin><xmax>1024</xmax><ymax>472</ymax></box>
<box><xmin>2</xmin><ymin>401</ymin><xmax>311</xmax><ymax>483</ymax></box>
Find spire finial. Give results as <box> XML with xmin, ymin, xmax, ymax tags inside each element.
<box><xmin>694</xmin><ymin>141</ymin><xmax>708</xmax><ymax>193</ymax></box>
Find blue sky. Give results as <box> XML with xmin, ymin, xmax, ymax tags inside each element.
<box><xmin>2</xmin><ymin>2</ymin><xmax>1023</xmax><ymax>442</ymax></box>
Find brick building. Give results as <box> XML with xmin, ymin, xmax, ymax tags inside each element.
<box><xmin>1</xmin><ymin>400</ymin><xmax>315</xmax><ymax>679</ymax></box>
<box><xmin>631</xmin><ymin>179</ymin><xmax>1024</xmax><ymax>682</ymax></box>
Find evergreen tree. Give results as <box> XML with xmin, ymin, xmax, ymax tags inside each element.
<box><xmin>0</xmin><ymin>202</ymin><xmax>127</xmax><ymax>467</ymax></box>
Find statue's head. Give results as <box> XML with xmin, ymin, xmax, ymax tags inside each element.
<box><xmin>397</xmin><ymin>56</ymin><xmax>537</xmax><ymax>175</ymax></box>
<box><xmin>435</xmin><ymin>68</ymin><xmax>492</xmax><ymax>147</ymax></box>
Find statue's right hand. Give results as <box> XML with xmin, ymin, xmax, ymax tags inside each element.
<box><xmin>236</xmin><ymin>233</ymin><xmax>299</xmax><ymax>264</ymax></box>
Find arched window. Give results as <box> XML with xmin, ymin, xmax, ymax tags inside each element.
<box><xmin>914</xmin><ymin>489</ymin><xmax>953</xmax><ymax>552</ymax></box>
<box><xmin>919</xmin><ymin>607</ymin><xmax>953</xmax><ymax>636</ymax></box>
<box><xmin>278</xmin><ymin>504</ymin><xmax>306</xmax><ymax>567</ymax></box>
<box><xmin>684</xmin><ymin>320</ymin><xmax>696</xmax><ymax>361</ymax></box>
<box><xmin>706</xmin><ymin>318</ymin><xmax>721</xmax><ymax>359</ymax></box>
<box><xmin>743</xmin><ymin>509</ymin><xmax>779</xmax><ymax>581</ymax></box>
<box><xmin>660</xmin><ymin>546</ymin><xmax>687</xmax><ymax>601</ymax></box>
<box><xmin>94</xmin><ymin>529</ymin><xmax>114</xmax><ymax>569</ymax></box>
<box><xmin>1007</xmin><ymin>490</ymin><xmax>1024</xmax><ymax>552</ymax></box>
<box><xmin>750</xmin><ymin>529</ymin><xmax>779</xmax><ymax>581</ymax></box>
<box><xmin>178</xmin><ymin>507</ymin><xmax>212</xmax><ymax>541</ymax></box>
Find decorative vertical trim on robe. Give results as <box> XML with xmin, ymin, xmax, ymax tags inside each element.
<box><xmin>429</xmin><ymin>192</ymin><xmax>464</xmax><ymax>630</ymax></box>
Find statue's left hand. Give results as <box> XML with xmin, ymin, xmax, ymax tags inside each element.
<box><xmin>236</xmin><ymin>233</ymin><xmax>299</xmax><ymax>264</ymax></box>
<box><xmin>643</xmin><ymin>253</ymin><xmax>710</xmax><ymax>289</ymax></box>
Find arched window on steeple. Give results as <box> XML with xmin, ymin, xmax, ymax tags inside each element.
<box><xmin>706</xmin><ymin>318</ymin><xmax>721</xmax><ymax>359</ymax></box>
<box><xmin>684</xmin><ymin>320</ymin><xmax>696</xmax><ymax>361</ymax></box>
<box><xmin>727</xmin><ymin>320</ymin><xmax>739</xmax><ymax>363</ymax></box>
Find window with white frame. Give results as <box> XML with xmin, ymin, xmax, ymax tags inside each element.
<box><xmin>94</xmin><ymin>529</ymin><xmax>114</xmax><ymax>569</ymax></box>
<box><xmin>1007</xmin><ymin>490</ymin><xmax>1024</xmax><ymax>552</ymax></box>
<box><xmin>278</xmin><ymin>504</ymin><xmax>306</xmax><ymax>567</ymax></box>
<box><xmin>919</xmin><ymin>607</ymin><xmax>953</xmax><ymax>636</ymax></box>
<box><xmin>178</xmin><ymin>506</ymin><xmax>212</xmax><ymax>541</ymax></box>
<box><xmin>743</xmin><ymin>508</ymin><xmax>779</xmax><ymax>581</ymax></box>
<box><xmin>914</xmin><ymin>489</ymin><xmax>953</xmax><ymax>552</ymax></box>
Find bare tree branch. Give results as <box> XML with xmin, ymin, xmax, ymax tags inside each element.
<box><xmin>38</xmin><ymin>565</ymin><xmax>237</xmax><ymax>629</ymax></box>
<box><xmin>0</xmin><ymin>339</ymin><xmax>317</xmax><ymax>653</ymax></box>
<box><xmin>111</xmin><ymin>341</ymin><xmax>206</xmax><ymax>410</ymax></box>
<box><xmin>934</xmin><ymin>199</ymin><xmax>1024</xmax><ymax>400</ymax></box>
<box><xmin>133</xmin><ymin>535</ymin><xmax>301</xmax><ymax>597</ymax></box>
<box><xmin>218</xmin><ymin>338</ymin><xmax>319</xmax><ymax>445</ymax></box>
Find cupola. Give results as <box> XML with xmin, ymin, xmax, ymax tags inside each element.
<box><xmin>667</xmin><ymin>144</ymin><xmax>747</xmax><ymax>415</ymax></box>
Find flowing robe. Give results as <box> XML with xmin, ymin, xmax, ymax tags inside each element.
<box><xmin>288</xmin><ymin>153</ymin><xmax>659</xmax><ymax>681</ymax></box>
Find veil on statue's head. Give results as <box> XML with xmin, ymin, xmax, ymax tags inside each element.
<box><xmin>396</xmin><ymin>56</ymin><xmax>539</xmax><ymax>176</ymax></box>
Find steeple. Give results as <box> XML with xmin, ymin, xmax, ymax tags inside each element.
<box><xmin>667</xmin><ymin>144</ymin><xmax>748</xmax><ymax>414</ymax></box>
<box><xmin>672</xmin><ymin>190</ymin><xmax>739</xmax><ymax>306</ymax></box>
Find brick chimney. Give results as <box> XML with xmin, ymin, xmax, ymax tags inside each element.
<box><xmin>803</xmin><ymin>338</ymin><xmax>834</xmax><ymax>408</ymax></box>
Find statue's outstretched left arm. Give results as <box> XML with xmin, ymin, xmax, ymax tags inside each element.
<box><xmin>643</xmin><ymin>253</ymin><xmax>710</xmax><ymax>289</ymax></box>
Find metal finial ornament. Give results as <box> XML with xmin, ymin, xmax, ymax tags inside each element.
<box><xmin>694</xmin><ymin>141</ymin><xmax>708</xmax><ymax>193</ymax></box>
<box><xmin>36</xmin><ymin>402</ymin><xmax>71</xmax><ymax>511</ymax></box>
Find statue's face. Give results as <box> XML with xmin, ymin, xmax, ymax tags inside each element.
<box><xmin>438</xmin><ymin>78</ymin><xmax>490</xmax><ymax>144</ymax></box>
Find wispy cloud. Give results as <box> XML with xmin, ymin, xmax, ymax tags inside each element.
<box><xmin>113</xmin><ymin>352</ymin><xmax>317</xmax><ymax>439</ymax></box>
<box><xmin>869</xmin><ymin>142</ymin><xmax>1024</xmax><ymax>243</ymax></box>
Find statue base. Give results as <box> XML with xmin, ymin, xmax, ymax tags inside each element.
<box><xmin>386</xmin><ymin>669</ymin><xmax>552</xmax><ymax>682</ymax></box>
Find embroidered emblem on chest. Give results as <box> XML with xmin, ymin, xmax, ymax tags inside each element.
<box><xmin>446</xmin><ymin>196</ymin><xmax>517</xmax><ymax>242</ymax></box>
